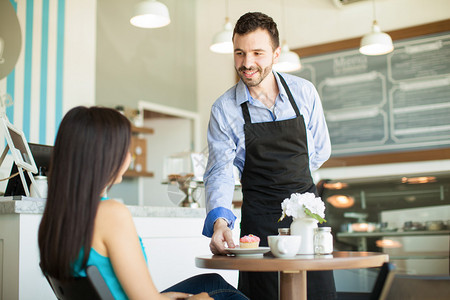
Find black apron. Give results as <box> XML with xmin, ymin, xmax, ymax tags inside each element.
<box><xmin>238</xmin><ymin>74</ymin><xmax>336</xmax><ymax>300</ymax></box>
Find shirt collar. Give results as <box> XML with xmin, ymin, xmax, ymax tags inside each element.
<box><xmin>235</xmin><ymin>71</ymin><xmax>288</xmax><ymax>106</ymax></box>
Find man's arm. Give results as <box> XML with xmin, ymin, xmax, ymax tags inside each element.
<box><xmin>202</xmin><ymin>105</ymin><xmax>238</xmax><ymax>253</ymax></box>
<box><xmin>307</xmin><ymin>85</ymin><xmax>331</xmax><ymax>171</ymax></box>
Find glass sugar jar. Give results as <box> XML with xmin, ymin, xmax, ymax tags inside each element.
<box><xmin>314</xmin><ymin>227</ymin><xmax>333</xmax><ymax>254</ymax></box>
<box><xmin>278</xmin><ymin>228</ymin><xmax>290</xmax><ymax>235</ymax></box>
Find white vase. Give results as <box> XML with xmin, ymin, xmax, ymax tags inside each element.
<box><xmin>290</xmin><ymin>217</ymin><xmax>318</xmax><ymax>254</ymax></box>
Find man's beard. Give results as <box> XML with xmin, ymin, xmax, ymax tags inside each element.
<box><xmin>236</xmin><ymin>64</ymin><xmax>272</xmax><ymax>87</ymax></box>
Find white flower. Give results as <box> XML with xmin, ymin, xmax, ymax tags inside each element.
<box><xmin>279</xmin><ymin>192</ymin><xmax>326</xmax><ymax>223</ymax></box>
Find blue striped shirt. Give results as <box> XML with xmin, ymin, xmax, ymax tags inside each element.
<box><xmin>202</xmin><ymin>72</ymin><xmax>331</xmax><ymax>237</ymax></box>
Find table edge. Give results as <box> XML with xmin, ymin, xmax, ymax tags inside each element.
<box><xmin>195</xmin><ymin>251</ymin><xmax>389</xmax><ymax>272</ymax></box>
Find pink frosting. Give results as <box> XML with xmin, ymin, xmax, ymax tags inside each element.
<box><xmin>240</xmin><ymin>234</ymin><xmax>260</xmax><ymax>243</ymax></box>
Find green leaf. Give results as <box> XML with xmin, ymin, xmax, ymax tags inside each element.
<box><xmin>304</xmin><ymin>208</ymin><xmax>327</xmax><ymax>224</ymax></box>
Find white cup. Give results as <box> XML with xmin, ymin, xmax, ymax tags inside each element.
<box><xmin>268</xmin><ymin>235</ymin><xmax>302</xmax><ymax>258</ymax></box>
<box><xmin>30</xmin><ymin>175</ymin><xmax>48</xmax><ymax>198</ymax></box>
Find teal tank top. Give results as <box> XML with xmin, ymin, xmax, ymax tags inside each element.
<box><xmin>72</xmin><ymin>198</ymin><xmax>147</xmax><ymax>299</ymax></box>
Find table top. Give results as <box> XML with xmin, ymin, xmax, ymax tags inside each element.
<box><xmin>195</xmin><ymin>251</ymin><xmax>389</xmax><ymax>272</ymax></box>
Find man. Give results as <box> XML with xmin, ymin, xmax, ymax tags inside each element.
<box><xmin>202</xmin><ymin>12</ymin><xmax>336</xmax><ymax>299</ymax></box>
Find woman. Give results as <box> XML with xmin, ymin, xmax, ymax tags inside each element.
<box><xmin>38</xmin><ymin>106</ymin><xmax>247</xmax><ymax>300</ymax></box>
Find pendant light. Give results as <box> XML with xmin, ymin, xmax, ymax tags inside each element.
<box><xmin>274</xmin><ymin>41</ymin><xmax>301</xmax><ymax>72</ymax></box>
<box><xmin>273</xmin><ymin>0</ymin><xmax>301</xmax><ymax>72</ymax></box>
<box><xmin>130</xmin><ymin>0</ymin><xmax>171</xmax><ymax>29</ymax></box>
<box><xmin>210</xmin><ymin>0</ymin><xmax>233</xmax><ymax>54</ymax></box>
<box><xmin>359</xmin><ymin>0</ymin><xmax>393</xmax><ymax>56</ymax></box>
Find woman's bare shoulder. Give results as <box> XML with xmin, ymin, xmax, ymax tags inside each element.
<box><xmin>97</xmin><ymin>199</ymin><xmax>133</xmax><ymax>224</ymax></box>
<box><xmin>99</xmin><ymin>198</ymin><xmax>126</xmax><ymax>208</ymax></box>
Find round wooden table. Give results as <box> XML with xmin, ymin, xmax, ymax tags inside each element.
<box><xmin>195</xmin><ymin>251</ymin><xmax>389</xmax><ymax>300</ymax></box>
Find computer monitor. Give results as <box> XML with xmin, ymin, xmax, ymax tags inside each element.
<box><xmin>4</xmin><ymin>143</ymin><xmax>53</xmax><ymax>197</ymax></box>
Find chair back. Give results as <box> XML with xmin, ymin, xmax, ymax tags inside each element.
<box><xmin>336</xmin><ymin>262</ymin><xmax>396</xmax><ymax>300</ymax></box>
<box><xmin>41</xmin><ymin>264</ymin><xmax>114</xmax><ymax>300</ymax></box>
<box><xmin>370</xmin><ymin>262</ymin><xmax>396</xmax><ymax>300</ymax></box>
<box><xmin>385</xmin><ymin>274</ymin><xmax>450</xmax><ymax>300</ymax></box>
<box><xmin>86</xmin><ymin>265</ymin><xmax>115</xmax><ymax>300</ymax></box>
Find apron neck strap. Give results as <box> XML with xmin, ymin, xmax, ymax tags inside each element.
<box><xmin>278</xmin><ymin>73</ymin><xmax>301</xmax><ymax>117</ymax></box>
<box><xmin>241</xmin><ymin>101</ymin><xmax>251</xmax><ymax>123</ymax></box>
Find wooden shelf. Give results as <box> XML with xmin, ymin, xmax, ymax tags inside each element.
<box><xmin>124</xmin><ymin>170</ymin><xmax>154</xmax><ymax>177</ymax></box>
<box><xmin>125</xmin><ymin>126</ymin><xmax>154</xmax><ymax>177</ymax></box>
<box><xmin>131</xmin><ymin>125</ymin><xmax>154</xmax><ymax>134</ymax></box>
<box><xmin>323</xmin><ymin>148</ymin><xmax>450</xmax><ymax>168</ymax></box>
<box><xmin>338</xmin><ymin>230</ymin><xmax>450</xmax><ymax>238</ymax></box>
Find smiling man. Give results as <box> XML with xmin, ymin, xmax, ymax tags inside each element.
<box><xmin>202</xmin><ymin>12</ymin><xmax>335</xmax><ymax>299</ymax></box>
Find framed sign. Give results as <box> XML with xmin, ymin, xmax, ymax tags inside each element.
<box><xmin>1</xmin><ymin>117</ymin><xmax>38</xmax><ymax>173</ymax></box>
<box><xmin>292</xmin><ymin>20</ymin><xmax>450</xmax><ymax>167</ymax></box>
<box><xmin>0</xmin><ymin>116</ymin><xmax>40</xmax><ymax>197</ymax></box>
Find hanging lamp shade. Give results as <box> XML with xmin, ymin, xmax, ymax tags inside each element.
<box><xmin>130</xmin><ymin>0</ymin><xmax>171</xmax><ymax>29</ymax></box>
<box><xmin>359</xmin><ymin>20</ymin><xmax>393</xmax><ymax>55</ymax></box>
<box><xmin>273</xmin><ymin>43</ymin><xmax>301</xmax><ymax>72</ymax></box>
<box><xmin>210</xmin><ymin>19</ymin><xmax>233</xmax><ymax>54</ymax></box>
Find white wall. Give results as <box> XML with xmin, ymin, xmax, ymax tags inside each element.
<box><xmin>95</xmin><ymin>0</ymin><xmax>198</xmax><ymax>112</ymax></box>
<box><xmin>195</xmin><ymin>0</ymin><xmax>450</xmax><ymax>175</ymax></box>
<box><xmin>63</xmin><ymin>0</ymin><xmax>97</xmax><ymax>112</ymax></box>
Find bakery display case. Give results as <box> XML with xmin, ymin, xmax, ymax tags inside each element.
<box><xmin>320</xmin><ymin>172</ymin><xmax>450</xmax><ymax>275</ymax></box>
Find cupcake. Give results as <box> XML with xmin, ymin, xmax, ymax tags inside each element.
<box><xmin>239</xmin><ymin>234</ymin><xmax>260</xmax><ymax>248</ymax></box>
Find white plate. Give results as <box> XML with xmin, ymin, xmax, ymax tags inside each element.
<box><xmin>225</xmin><ymin>247</ymin><xmax>270</xmax><ymax>256</ymax></box>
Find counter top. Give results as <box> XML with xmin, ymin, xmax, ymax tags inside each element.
<box><xmin>0</xmin><ymin>198</ymin><xmax>46</xmax><ymax>214</ymax></box>
<box><xmin>0</xmin><ymin>198</ymin><xmax>241</xmax><ymax>218</ymax></box>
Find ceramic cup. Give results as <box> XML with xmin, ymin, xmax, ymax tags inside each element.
<box><xmin>268</xmin><ymin>235</ymin><xmax>302</xmax><ymax>258</ymax></box>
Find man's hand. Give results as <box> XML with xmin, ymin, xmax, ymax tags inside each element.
<box><xmin>162</xmin><ymin>292</ymin><xmax>212</xmax><ymax>299</ymax></box>
<box><xmin>209</xmin><ymin>218</ymin><xmax>235</xmax><ymax>255</ymax></box>
<box><xmin>186</xmin><ymin>292</ymin><xmax>213</xmax><ymax>299</ymax></box>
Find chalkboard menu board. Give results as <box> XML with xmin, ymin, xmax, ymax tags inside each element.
<box><xmin>292</xmin><ymin>32</ymin><xmax>450</xmax><ymax>158</ymax></box>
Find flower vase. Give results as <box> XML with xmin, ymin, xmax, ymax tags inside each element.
<box><xmin>290</xmin><ymin>217</ymin><xmax>318</xmax><ymax>254</ymax></box>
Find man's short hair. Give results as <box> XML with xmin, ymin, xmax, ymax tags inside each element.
<box><xmin>233</xmin><ymin>12</ymin><xmax>280</xmax><ymax>50</ymax></box>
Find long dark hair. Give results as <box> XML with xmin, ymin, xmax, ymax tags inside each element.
<box><xmin>38</xmin><ymin>106</ymin><xmax>131</xmax><ymax>279</ymax></box>
<box><xmin>233</xmin><ymin>12</ymin><xmax>280</xmax><ymax>50</ymax></box>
